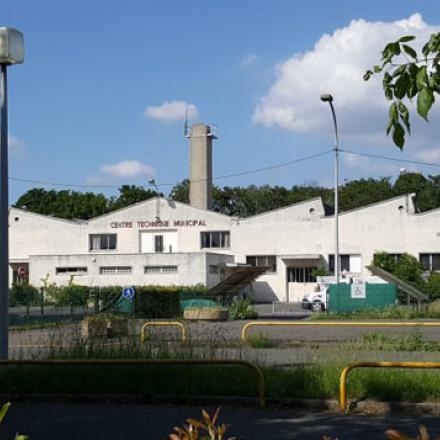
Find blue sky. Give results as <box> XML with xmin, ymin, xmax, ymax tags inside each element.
<box><xmin>3</xmin><ymin>0</ymin><xmax>440</xmax><ymax>202</ymax></box>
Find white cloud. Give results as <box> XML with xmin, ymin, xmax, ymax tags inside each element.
<box><xmin>8</xmin><ymin>135</ymin><xmax>25</xmax><ymax>154</ymax></box>
<box><xmin>253</xmin><ymin>14</ymin><xmax>440</xmax><ymax>145</ymax></box>
<box><xmin>241</xmin><ymin>53</ymin><xmax>258</xmax><ymax>67</ymax></box>
<box><xmin>144</xmin><ymin>101</ymin><xmax>198</xmax><ymax>122</ymax></box>
<box><xmin>343</xmin><ymin>153</ymin><xmax>401</xmax><ymax>175</ymax></box>
<box><xmin>413</xmin><ymin>148</ymin><xmax>440</xmax><ymax>163</ymax></box>
<box><xmin>101</xmin><ymin>160</ymin><xmax>155</xmax><ymax>179</ymax></box>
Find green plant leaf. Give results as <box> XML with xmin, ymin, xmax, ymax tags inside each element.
<box><xmin>398</xmin><ymin>35</ymin><xmax>416</xmax><ymax>43</ymax></box>
<box><xmin>392</xmin><ymin>122</ymin><xmax>405</xmax><ymax>149</ymax></box>
<box><xmin>417</xmin><ymin>86</ymin><xmax>434</xmax><ymax>121</ymax></box>
<box><xmin>363</xmin><ymin>70</ymin><xmax>373</xmax><ymax>81</ymax></box>
<box><xmin>0</xmin><ymin>402</ymin><xmax>11</xmax><ymax>424</ymax></box>
<box><xmin>394</xmin><ymin>72</ymin><xmax>410</xmax><ymax>99</ymax></box>
<box><xmin>388</xmin><ymin>102</ymin><xmax>398</xmax><ymax>122</ymax></box>
<box><xmin>398</xmin><ymin>102</ymin><xmax>411</xmax><ymax>134</ymax></box>
<box><xmin>416</xmin><ymin>66</ymin><xmax>428</xmax><ymax>90</ymax></box>
<box><xmin>402</xmin><ymin>44</ymin><xmax>418</xmax><ymax>60</ymax></box>
<box><xmin>373</xmin><ymin>65</ymin><xmax>382</xmax><ymax>73</ymax></box>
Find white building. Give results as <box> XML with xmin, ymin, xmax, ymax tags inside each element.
<box><xmin>9</xmin><ymin>192</ymin><xmax>440</xmax><ymax>303</ymax></box>
<box><xmin>8</xmin><ymin>124</ymin><xmax>440</xmax><ymax>302</ymax></box>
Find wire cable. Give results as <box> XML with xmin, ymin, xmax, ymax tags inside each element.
<box><xmin>9</xmin><ymin>150</ymin><xmax>333</xmax><ymax>189</ymax></box>
<box><xmin>340</xmin><ymin>149</ymin><xmax>440</xmax><ymax>169</ymax></box>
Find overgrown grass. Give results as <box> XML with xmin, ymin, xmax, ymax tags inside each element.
<box><xmin>352</xmin><ymin>330</ymin><xmax>440</xmax><ymax>352</ymax></box>
<box><xmin>6</xmin><ymin>335</ymin><xmax>440</xmax><ymax>404</ymax></box>
<box><xmin>311</xmin><ymin>301</ymin><xmax>440</xmax><ymax>320</ymax></box>
<box><xmin>246</xmin><ymin>333</ymin><xmax>276</xmax><ymax>349</ymax></box>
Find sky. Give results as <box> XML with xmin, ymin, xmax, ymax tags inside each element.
<box><xmin>3</xmin><ymin>0</ymin><xmax>440</xmax><ymax>203</ymax></box>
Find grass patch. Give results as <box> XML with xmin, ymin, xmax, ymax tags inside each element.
<box><xmin>352</xmin><ymin>330</ymin><xmax>440</xmax><ymax>352</ymax></box>
<box><xmin>311</xmin><ymin>302</ymin><xmax>440</xmax><ymax>320</ymax></box>
<box><xmin>5</xmin><ymin>337</ymin><xmax>440</xmax><ymax>404</ymax></box>
<box><xmin>246</xmin><ymin>333</ymin><xmax>276</xmax><ymax>349</ymax></box>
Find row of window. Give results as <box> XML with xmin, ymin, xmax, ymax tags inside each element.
<box><xmin>89</xmin><ymin>232</ymin><xmax>232</xmax><ymax>252</ymax></box>
<box><xmin>55</xmin><ymin>266</ymin><xmax>178</xmax><ymax>275</ymax></box>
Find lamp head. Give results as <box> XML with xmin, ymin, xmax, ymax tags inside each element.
<box><xmin>0</xmin><ymin>27</ymin><xmax>24</xmax><ymax>65</ymax></box>
<box><xmin>320</xmin><ymin>94</ymin><xmax>333</xmax><ymax>102</ymax></box>
<box><xmin>148</xmin><ymin>179</ymin><xmax>156</xmax><ymax>185</ymax></box>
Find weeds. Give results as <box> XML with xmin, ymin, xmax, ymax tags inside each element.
<box><xmin>246</xmin><ymin>333</ymin><xmax>276</xmax><ymax>349</ymax></box>
<box><xmin>353</xmin><ymin>331</ymin><xmax>440</xmax><ymax>352</ymax></box>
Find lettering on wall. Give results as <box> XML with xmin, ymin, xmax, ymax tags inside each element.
<box><xmin>110</xmin><ymin>219</ymin><xmax>207</xmax><ymax>229</ymax></box>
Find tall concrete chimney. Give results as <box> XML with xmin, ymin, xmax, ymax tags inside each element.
<box><xmin>189</xmin><ymin>123</ymin><xmax>215</xmax><ymax>210</ymax></box>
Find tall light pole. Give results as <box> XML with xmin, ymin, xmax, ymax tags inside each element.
<box><xmin>0</xmin><ymin>27</ymin><xmax>24</xmax><ymax>359</ymax></box>
<box><xmin>320</xmin><ymin>94</ymin><xmax>340</xmax><ymax>285</ymax></box>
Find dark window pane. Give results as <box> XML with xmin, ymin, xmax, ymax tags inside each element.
<box><xmin>108</xmin><ymin>234</ymin><xmax>117</xmax><ymax>250</ymax></box>
<box><xmin>420</xmin><ymin>254</ymin><xmax>430</xmax><ymax>271</ymax></box>
<box><xmin>432</xmin><ymin>254</ymin><xmax>440</xmax><ymax>271</ymax></box>
<box><xmin>329</xmin><ymin>255</ymin><xmax>335</xmax><ymax>272</ymax></box>
<box><xmin>340</xmin><ymin>255</ymin><xmax>350</xmax><ymax>271</ymax></box>
<box><xmin>246</xmin><ymin>256</ymin><xmax>256</xmax><ymax>266</ymax></box>
<box><xmin>155</xmin><ymin>235</ymin><xmax>164</xmax><ymax>253</ymax></box>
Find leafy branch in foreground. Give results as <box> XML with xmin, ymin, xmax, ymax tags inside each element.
<box><xmin>364</xmin><ymin>32</ymin><xmax>440</xmax><ymax>148</ymax></box>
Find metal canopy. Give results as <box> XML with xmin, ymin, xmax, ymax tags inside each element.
<box><xmin>204</xmin><ymin>265</ymin><xmax>268</xmax><ymax>298</ymax></box>
<box><xmin>366</xmin><ymin>265</ymin><xmax>428</xmax><ymax>304</ymax></box>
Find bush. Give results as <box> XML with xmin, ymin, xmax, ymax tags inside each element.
<box><xmin>9</xmin><ymin>284</ymin><xmax>40</xmax><ymax>308</ymax></box>
<box><xmin>229</xmin><ymin>298</ymin><xmax>258</xmax><ymax>320</ymax></box>
<box><xmin>135</xmin><ymin>286</ymin><xmax>182</xmax><ymax>318</ymax></box>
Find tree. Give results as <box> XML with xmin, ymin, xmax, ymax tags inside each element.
<box><xmin>364</xmin><ymin>32</ymin><xmax>440</xmax><ymax>148</ymax></box>
<box><xmin>108</xmin><ymin>185</ymin><xmax>157</xmax><ymax>211</ymax></box>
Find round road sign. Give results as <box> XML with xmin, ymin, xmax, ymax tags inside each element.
<box><xmin>122</xmin><ymin>286</ymin><xmax>135</xmax><ymax>299</ymax></box>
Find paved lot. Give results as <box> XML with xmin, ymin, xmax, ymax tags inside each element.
<box><xmin>2</xmin><ymin>403</ymin><xmax>440</xmax><ymax>439</ymax></box>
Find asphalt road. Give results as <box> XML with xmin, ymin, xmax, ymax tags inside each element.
<box><xmin>2</xmin><ymin>403</ymin><xmax>440</xmax><ymax>439</ymax></box>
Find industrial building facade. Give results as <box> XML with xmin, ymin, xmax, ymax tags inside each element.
<box><xmin>8</xmin><ymin>123</ymin><xmax>440</xmax><ymax>302</ymax></box>
<box><xmin>8</xmin><ymin>193</ymin><xmax>440</xmax><ymax>302</ymax></box>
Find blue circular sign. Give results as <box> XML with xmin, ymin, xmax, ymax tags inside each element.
<box><xmin>122</xmin><ymin>286</ymin><xmax>135</xmax><ymax>299</ymax></box>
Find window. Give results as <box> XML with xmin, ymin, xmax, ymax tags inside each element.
<box><xmin>99</xmin><ymin>266</ymin><xmax>132</xmax><ymax>275</ymax></box>
<box><xmin>154</xmin><ymin>235</ymin><xmax>164</xmax><ymax>253</ymax></box>
<box><xmin>419</xmin><ymin>253</ymin><xmax>440</xmax><ymax>272</ymax></box>
<box><xmin>56</xmin><ymin>267</ymin><xmax>87</xmax><ymax>275</ymax></box>
<box><xmin>209</xmin><ymin>265</ymin><xmax>219</xmax><ymax>274</ymax></box>
<box><xmin>328</xmin><ymin>254</ymin><xmax>361</xmax><ymax>273</ymax></box>
<box><xmin>144</xmin><ymin>265</ymin><xmax>178</xmax><ymax>274</ymax></box>
<box><xmin>200</xmin><ymin>231</ymin><xmax>230</xmax><ymax>249</ymax></box>
<box><xmin>246</xmin><ymin>255</ymin><xmax>277</xmax><ymax>273</ymax></box>
<box><xmin>287</xmin><ymin>267</ymin><xmax>317</xmax><ymax>283</ymax></box>
<box><xmin>89</xmin><ymin>234</ymin><xmax>117</xmax><ymax>251</ymax></box>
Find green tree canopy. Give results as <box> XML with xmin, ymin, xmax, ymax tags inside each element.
<box><xmin>364</xmin><ymin>32</ymin><xmax>440</xmax><ymax>148</ymax></box>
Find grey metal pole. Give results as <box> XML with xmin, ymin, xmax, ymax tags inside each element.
<box><xmin>0</xmin><ymin>64</ymin><xmax>9</xmax><ymax>359</ymax></box>
<box><xmin>328</xmin><ymin>101</ymin><xmax>340</xmax><ymax>285</ymax></box>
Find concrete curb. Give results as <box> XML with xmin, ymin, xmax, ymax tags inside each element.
<box><xmin>1</xmin><ymin>394</ymin><xmax>440</xmax><ymax>415</ymax></box>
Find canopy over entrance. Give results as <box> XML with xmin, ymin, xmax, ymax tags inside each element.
<box><xmin>204</xmin><ymin>265</ymin><xmax>268</xmax><ymax>300</ymax></box>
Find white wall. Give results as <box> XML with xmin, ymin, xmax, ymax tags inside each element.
<box><xmin>11</xmin><ymin>194</ymin><xmax>440</xmax><ymax>302</ymax></box>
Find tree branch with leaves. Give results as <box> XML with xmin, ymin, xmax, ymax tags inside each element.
<box><xmin>364</xmin><ymin>32</ymin><xmax>440</xmax><ymax>148</ymax></box>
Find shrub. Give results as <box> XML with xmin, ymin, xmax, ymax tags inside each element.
<box><xmin>229</xmin><ymin>298</ymin><xmax>258</xmax><ymax>320</ymax></box>
<box><xmin>9</xmin><ymin>284</ymin><xmax>40</xmax><ymax>309</ymax></box>
<box><xmin>135</xmin><ymin>286</ymin><xmax>181</xmax><ymax>318</ymax></box>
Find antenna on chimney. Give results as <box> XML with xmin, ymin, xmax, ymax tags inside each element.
<box><xmin>184</xmin><ymin>107</ymin><xmax>190</xmax><ymax>138</ymax></box>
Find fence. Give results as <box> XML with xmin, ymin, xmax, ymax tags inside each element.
<box><xmin>140</xmin><ymin>321</ymin><xmax>187</xmax><ymax>342</ymax></box>
<box><xmin>339</xmin><ymin>361</ymin><xmax>440</xmax><ymax>412</ymax></box>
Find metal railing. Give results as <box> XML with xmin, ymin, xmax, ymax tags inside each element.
<box><xmin>240</xmin><ymin>320</ymin><xmax>440</xmax><ymax>342</ymax></box>
<box><xmin>0</xmin><ymin>359</ymin><xmax>266</xmax><ymax>407</ymax></box>
<box><xmin>140</xmin><ymin>321</ymin><xmax>187</xmax><ymax>343</ymax></box>
<box><xmin>339</xmin><ymin>361</ymin><xmax>440</xmax><ymax>412</ymax></box>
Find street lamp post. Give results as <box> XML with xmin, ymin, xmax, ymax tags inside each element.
<box><xmin>148</xmin><ymin>179</ymin><xmax>161</xmax><ymax>221</ymax></box>
<box><xmin>0</xmin><ymin>27</ymin><xmax>24</xmax><ymax>359</ymax></box>
<box><xmin>320</xmin><ymin>94</ymin><xmax>340</xmax><ymax>285</ymax></box>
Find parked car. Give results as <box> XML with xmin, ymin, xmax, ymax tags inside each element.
<box><xmin>301</xmin><ymin>287</ymin><xmax>327</xmax><ymax>312</ymax></box>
